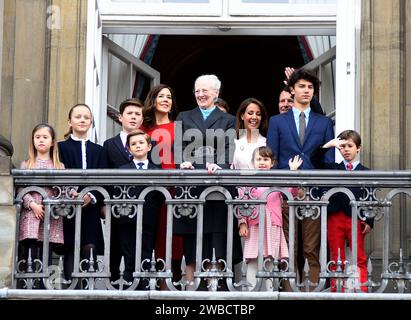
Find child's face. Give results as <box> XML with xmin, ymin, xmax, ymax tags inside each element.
<box><xmin>128</xmin><ymin>135</ymin><xmax>151</xmax><ymax>160</ymax></box>
<box><xmin>253</xmin><ymin>154</ymin><xmax>274</xmax><ymax>170</ymax></box>
<box><xmin>119</xmin><ymin>105</ymin><xmax>143</xmax><ymax>133</ymax></box>
<box><xmin>339</xmin><ymin>138</ymin><xmax>360</xmax><ymax>162</ymax></box>
<box><xmin>69</xmin><ymin>106</ymin><xmax>92</xmax><ymax>136</ymax></box>
<box><xmin>33</xmin><ymin>127</ymin><xmax>53</xmax><ymax>155</ymax></box>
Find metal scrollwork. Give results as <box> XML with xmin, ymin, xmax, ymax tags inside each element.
<box><xmin>174</xmin><ymin>186</ymin><xmax>197</xmax><ymax>200</ymax></box>
<box><xmin>111</xmin><ymin>203</ymin><xmax>137</xmax><ymax>219</ymax></box>
<box><xmin>202</xmin><ymin>248</ymin><xmax>227</xmax><ymax>292</ymax></box>
<box><xmin>233</xmin><ymin>187</ymin><xmax>259</xmax><ymax>220</ymax></box>
<box><xmin>173</xmin><ymin>186</ymin><xmax>199</xmax><ymax>219</ymax></box>
<box><xmin>173</xmin><ymin>203</ymin><xmax>198</xmax><ymax>219</ymax></box>
<box><xmin>386</xmin><ymin>249</ymin><xmax>411</xmax><ymax>293</ymax></box>
<box><xmin>357</xmin><ymin>205</ymin><xmax>384</xmax><ymax>221</ymax></box>
<box><xmin>51</xmin><ymin>203</ymin><xmax>76</xmax><ymax>219</ymax></box>
<box><xmin>141</xmin><ymin>251</ymin><xmax>166</xmax><ymax>290</ymax></box>
<box><xmin>295</xmin><ymin>204</ymin><xmax>321</xmax><ymax>220</ymax></box>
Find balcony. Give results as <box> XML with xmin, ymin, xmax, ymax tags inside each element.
<box><xmin>5</xmin><ymin>169</ymin><xmax>411</xmax><ymax>300</ymax></box>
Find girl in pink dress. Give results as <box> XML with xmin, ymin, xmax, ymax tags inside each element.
<box><xmin>238</xmin><ymin>146</ymin><xmax>301</xmax><ymax>290</ymax></box>
<box><xmin>18</xmin><ymin>123</ymin><xmax>65</xmax><ymax>269</ymax></box>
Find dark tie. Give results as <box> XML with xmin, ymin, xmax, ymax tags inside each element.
<box><xmin>299</xmin><ymin>112</ymin><xmax>306</xmax><ymax>145</ymax></box>
<box><xmin>124</xmin><ymin>145</ymin><xmax>132</xmax><ymax>160</ymax></box>
<box><xmin>346</xmin><ymin>162</ymin><xmax>353</xmax><ymax>171</ymax></box>
<box><xmin>137</xmin><ymin>162</ymin><xmax>144</xmax><ymax>170</ymax></box>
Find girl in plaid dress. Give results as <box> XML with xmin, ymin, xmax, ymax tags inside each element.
<box><xmin>238</xmin><ymin>146</ymin><xmax>301</xmax><ymax>290</ymax></box>
<box><xmin>18</xmin><ymin>123</ymin><xmax>65</xmax><ymax>268</ymax></box>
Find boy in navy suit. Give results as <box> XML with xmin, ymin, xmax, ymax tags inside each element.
<box><xmin>119</xmin><ymin>130</ymin><xmax>163</xmax><ymax>285</ymax></box>
<box><xmin>311</xmin><ymin>129</ymin><xmax>372</xmax><ymax>292</ymax></box>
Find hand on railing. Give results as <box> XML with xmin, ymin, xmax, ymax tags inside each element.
<box><xmin>180</xmin><ymin>161</ymin><xmax>194</xmax><ymax>169</ymax></box>
<box><xmin>206</xmin><ymin>162</ymin><xmax>222</xmax><ymax>174</ymax></box>
<box><xmin>69</xmin><ymin>189</ymin><xmax>92</xmax><ymax>208</ymax></box>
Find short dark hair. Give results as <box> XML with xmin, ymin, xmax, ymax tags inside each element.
<box><xmin>251</xmin><ymin>146</ymin><xmax>277</xmax><ymax>164</ymax></box>
<box><xmin>119</xmin><ymin>98</ymin><xmax>143</xmax><ymax>115</ymax></box>
<box><xmin>126</xmin><ymin>129</ymin><xmax>151</xmax><ymax>148</ymax></box>
<box><xmin>288</xmin><ymin>68</ymin><xmax>321</xmax><ymax>96</ymax></box>
<box><xmin>337</xmin><ymin>130</ymin><xmax>362</xmax><ymax>147</ymax></box>
<box><xmin>215</xmin><ymin>98</ymin><xmax>229</xmax><ymax>112</ymax></box>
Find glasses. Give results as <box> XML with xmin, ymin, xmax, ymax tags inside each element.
<box><xmin>193</xmin><ymin>89</ymin><xmax>210</xmax><ymax>96</ymax></box>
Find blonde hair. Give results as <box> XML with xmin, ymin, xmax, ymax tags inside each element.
<box><xmin>26</xmin><ymin>123</ymin><xmax>64</xmax><ymax>169</ymax></box>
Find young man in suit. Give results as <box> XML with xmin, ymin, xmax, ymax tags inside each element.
<box><xmin>311</xmin><ymin>129</ymin><xmax>372</xmax><ymax>292</ymax></box>
<box><xmin>267</xmin><ymin>68</ymin><xmax>334</xmax><ymax>289</ymax></box>
<box><xmin>119</xmin><ymin>130</ymin><xmax>163</xmax><ymax>286</ymax></box>
<box><xmin>101</xmin><ymin>98</ymin><xmax>144</xmax><ymax>283</ymax></box>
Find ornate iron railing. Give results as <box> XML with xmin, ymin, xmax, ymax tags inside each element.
<box><xmin>11</xmin><ymin>169</ymin><xmax>411</xmax><ymax>293</ymax></box>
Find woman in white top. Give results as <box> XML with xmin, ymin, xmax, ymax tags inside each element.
<box><xmin>232</xmin><ymin>97</ymin><xmax>268</xmax><ymax>169</ymax></box>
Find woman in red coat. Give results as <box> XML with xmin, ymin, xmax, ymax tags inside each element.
<box><xmin>141</xmin><ymin>84</ymin><xmax>183</xmax><ymax>287</ymax></box>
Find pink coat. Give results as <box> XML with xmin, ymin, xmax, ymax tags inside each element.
<box><xmin>238</xmin><ymin>187</ymin><xmax>297</xmax><ymax>227</ymax></box>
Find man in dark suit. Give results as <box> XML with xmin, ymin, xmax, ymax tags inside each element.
<box><xmin>118</xmin><ymin>130</ymin><xmax>163</xmax><ymax>285</ymax></box>
<box><xmin>267</xmin><ymin>68</ymin><xmax>334</xmax><ymax>289</ymax></box>
<box><xmin>101</xmin><ymin>98</ymin><xmax>144</xmax><ymax>282</ymax></box>
<box><xmin>174</xmin><ymin>74</ymin><xmax>240</xmax><ymax>286</ymax></box>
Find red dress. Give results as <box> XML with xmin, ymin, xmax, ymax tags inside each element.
<box><xmin>142</xmin><ymin>122</ymin><xmax>183</xmax><ymax>260</ymax></box>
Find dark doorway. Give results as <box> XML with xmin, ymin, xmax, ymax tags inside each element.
<box><xmin>150</xmin><ymin>35</ymin><xmax>305</xmax><ymax>118</ymax></box>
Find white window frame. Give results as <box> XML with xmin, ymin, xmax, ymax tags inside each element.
<box><xmin>99</xmin><ymin>0</ymin><xmax>223</xmax><ymax>16</ymax></box>
<box><xmin>85</xmin><ymin>0</ymin><xmax>103</xmax><ymax>143</ymax></box>
<box><xmin>88</xmin><ymin>0</ymin><xmax>360</xmax><ymax>146</ymax></box>
<box><xmin>228</xmin><ymin>0</ymin><xmax>336</xmax><ymax>17</ymax></box>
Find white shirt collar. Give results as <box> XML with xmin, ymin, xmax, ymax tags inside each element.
<box><xmin>120</xmin><ymin>131</ymin><xmax>129</xmax><ymax>147</ymax></box>
<box><xmin>133</xmin><ymin>159</ymin><xmax>149</xmax><ymax>169</ymax></box>
<box><xmin>343</xmin><ymin>159</ymin><xmax>360</xmax><ymax>170</ymax></box>
<box><xmin>70</xmin><ymin>134</ymin><xmax>88</xmax><ymax>142</ymax></box>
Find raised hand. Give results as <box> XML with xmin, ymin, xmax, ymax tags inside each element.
<box><xmin>323</xmin><ymin>137</ymin><xmax>348</xmax><ymax>150</ymax></box>
<box><xmin>288</xmin><ymin>155</ymin><xmax>303</xmax><ymax>170</ymax></box>
<box><xmin>283</xmin><ymin>67</ymin><xmax>296</xmax><ymax>85</ymax></box>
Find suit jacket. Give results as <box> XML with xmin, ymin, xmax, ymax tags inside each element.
<box><xmin>310</xmin><ymin>149</ymin><xmax>373</xmax><ymax>228</ymax></box>
<box><xmin>118</xmin><ymin>161</ymin><xmax>164</xmax><ymax>228</ymax></box>
<box><xmin>101</xmin><ymin>134</ymin><xmax>158</xmax><ymax>169</ymax></box>
<box><xmin>175</xmin><ymin>107</ymin><xmax>235</xmax><ymax>169</ymax></box>
<box><xmin>101</xmin><ymin>134</ymin><xmax>132</xmax><ymax>169</ymax></box>
<box><xmin>266</xmin><ymin>109</ymin><xmax>334</xmax><ymax>169</ymax></box>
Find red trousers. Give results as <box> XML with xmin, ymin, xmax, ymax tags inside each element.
<box><xmin>327</xmin><ymin>211</ymin><xmax>368</xmax><ymax>292</ymax></box>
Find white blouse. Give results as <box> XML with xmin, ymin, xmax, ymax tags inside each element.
<box><xmin>231</xmin><ymin>134</ymin><xmax>266</xmax><ymax>169</ymax></box>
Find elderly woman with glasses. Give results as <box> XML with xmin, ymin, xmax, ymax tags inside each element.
<box><xmin>174</xmin><ymin>74</ymin><xmax>242</xmax><ymax>289</ymax></box>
